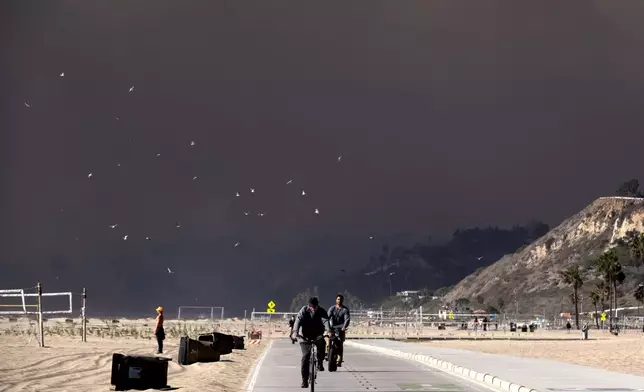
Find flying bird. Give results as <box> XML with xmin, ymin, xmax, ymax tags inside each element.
<box><xmin>87</xmin><ymin>173</ymin><xmax>93</xmax><ymax>178</ymax></box>
<box><xmin>129</xmin><ymin>85</ymin><xmax>135</xmax><ymax>92</ymax></box>
<box><xmin>175</xmin><ymin>222</ymin><xmax>181</xmax><ymax>228</ymax></box>
<box><xmin>314</xmin><ymin>208</ymin><xmax>320</xmax><ymax>215</ymax></box>
<box><xmin>476</xmin><ymin>256</ymin><xmax>484</xmax><ymax>260</ymax></box>
<box><xmin>192</xmin><ymin>176</ymin><xmax>198</xmax><ymax>180</ymax></box>
<box><xmin>234</xmin><ymin>242</ymin><xmax>240</xmax><ymax>247</ymax></box>
<box><xmin>337</xmin><ymin>155</ymin><xmax>342</xmax><ymax>162</ymax></box>
<box><xmin>190</xmin><ymin>141</ymin><xmax>196</xmax><ymax>146</ymax></box>
<box><xmin>250</xmin><ymin>188</ymin><xmax>255</xmax><ymax>194</ymax></box>
<box><xmin>109</xmin><ymin>224</ymin><xmax>118</xmax><ymax>229</ymax></box>
<box><xmin>60</xmin><ymin>72</ymin><xmax>64</xmax><ymax>77</ymax></box>
<box><xmin>286</xmin><ymin>180</ymin><xmax>293</xmax><ymax>185</ymax></box>
<box><xmin>167</xmin><ymin>268</ymin><xmax>174</xmax><ymax>274</ymax></box>
<box><xmin>301</xmin><ymin>190</ymin><xmax>306</xmax><ymax>196</ymax></box>
<box><xmin>244</xmin><ymin>211</ymin><xmax>250</xmax><ymax>216</ymax></box>
<box><xmin>145</xmin><ymin>237</ymin><xmax>151</xmax><ymax>241</ymax></box>
<box><xmin>122</xmin><ymin>235</ymin><xmax>128</xmax><ymax>240</ymax></box>
<box><xmin>24</xmin><ymin>102</ymin><xmax>30</xmax><ymax>108</ymax></box>
<box><xmin>236</xmin><ymin>192</ymin><xmax>240</xmax><ymax>197</ymax></box>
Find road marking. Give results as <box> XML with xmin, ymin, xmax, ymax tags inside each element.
<box><xmin>244</xmin><ymin>339</ymin><xmax>274</xmax><ymax>391</ymax></box>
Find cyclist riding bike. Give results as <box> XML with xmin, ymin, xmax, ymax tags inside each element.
<box><xmin>291</xmin><ymin>296</ymin><xmax>330</xmax><ymax>388</ymax></box>
<box><xmin>326</xmin><ymin>294</ymin><xmax>350</xmax><ymax>367</ymax></box>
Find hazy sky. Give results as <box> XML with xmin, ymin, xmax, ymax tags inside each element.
<box><xmin>2</xmin><ymin>1</ymin><xmax>644</xmax><ymax>315</ymax></box>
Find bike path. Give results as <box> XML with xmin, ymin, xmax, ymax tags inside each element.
<box><xmin>349</xmin><ymin>339</ymin><xmax>644</xmax><ymax>392</ymax></box>
<box><xmin>250</xmin><ymin>338</ymin><xmax>492</xmax><ymax>392</ymax></box>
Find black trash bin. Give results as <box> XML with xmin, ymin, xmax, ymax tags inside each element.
<box><xmin>198</xmin><ymin>332</ymin><xmax>235</xmax><ymax>355</ymax></box>
<box><xmin>178</xmin><ymin>336</ymin><xmax>221</xmax><ymax>365</ymax></box>
<box><xmin>521</xmin><ymin>325</ymin><xmax>528</xmax><ymax>333</ymax></box>
<box><xmin>232</xmin><ymin>335</ymin><xmax>245</xmax><ymax>350</ymax></box>
<box><xmin>110</xmin><ymin>353</ymin><xmax>171</xmax><ymax>391</ymax></box>
<box><xmin>529</xmin><ymin>324</ymin><xmax>535</xmax><ymax>332</ymax></box>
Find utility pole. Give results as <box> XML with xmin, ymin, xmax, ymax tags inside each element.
<box><xmin>81</xmin><ymin>288</ymin><xmax>87</xmax><ymax>342</ymax></box>
<box><xmin>37</xmin><ymin>282</ymin><xmax>44</xmax><ymax>348</ymax></box>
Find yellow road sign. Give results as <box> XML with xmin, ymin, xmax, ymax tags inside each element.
<box><xmin>448</xmin><ymin>311</ymin><xmax>454</xmax><ymax>320</ymax></box>
<box><xmin>268</xmin><ymin>301</ymin><xmax>276</xmax><ymax>309</ymax></box>
<box><xmin>266</xmin><ymin>308</ymin><xmax>275</xmax><ymax>313</ymax></box>
<box><xmin>600</xmin><ymin>312</ymin><xmax>607</xmax><ymax>321</ymax></box>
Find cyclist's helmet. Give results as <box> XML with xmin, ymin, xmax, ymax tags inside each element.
<box><xmin>308</xmin><ymin>297</ymin><xmax>319</xmax><ymax>307</ymax></box>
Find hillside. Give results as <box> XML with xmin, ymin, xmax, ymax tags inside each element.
<box><xmin>443</xmin><ymin>197</ymin><xmax>644</xmax><ymax>315</ymax></box>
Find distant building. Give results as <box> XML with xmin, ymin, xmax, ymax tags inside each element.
<box><xmin>396</xmin><ymin>290</ymin><xmax>420</xmax><ymax>297</ymax></box>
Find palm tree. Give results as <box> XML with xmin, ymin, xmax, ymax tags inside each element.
<box><xmin>627</xmin><ymin>231</ymin><xmax>644</xmax><ymax>266</ymax></box>
<box><xmin>561</xmin><ymin>265</ymin><xmax>583</xmax><ymax>329</ymax></box>
<box><xmin>635</xmin><ymin>284</ymin><xmax>644</xmax><ymax>318</ymax></box>
<box><xmin>595</xmin><ymin>249</ymin><xmax>626</xmax><ymax>331</ymax></box>
<box><xmin>594</xmin><ymin>281</ymin><xmax>609</xmax><ymax>328</ymax></box>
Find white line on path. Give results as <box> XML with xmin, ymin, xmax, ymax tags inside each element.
<box><xmin>244</xmin><ymin>339</ymin><xmax>274</xmax><ymax>391</ymax></box>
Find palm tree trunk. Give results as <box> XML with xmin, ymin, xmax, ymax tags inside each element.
<box><xmin>608</xmin><ymin>278</ymin><xmax>613</xmax><ymax>331</ymax></box>
<box><xmin>594</xmin><ymin>304</ymin><xmax>599</xmax><ymax>329</ymax></box>
<box><xmin>613</xmin><ymin>280</ymin><xmax>618</xmax><ymax>330</ymax></box>
<box><xmin>573</xmin><ymin>287</ymin><xmax>580</xmax><ymax>329</ymax></box>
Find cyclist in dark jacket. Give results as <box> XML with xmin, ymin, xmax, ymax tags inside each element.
<box><xmin>326</xmin><ymin>294</ymin><xmax>350</xmax><ymax>366</ymax></box>
<box><xmin>291</xmin><ymin>297</ymin><xmax>330</xmax><ymax>388</ymax></box>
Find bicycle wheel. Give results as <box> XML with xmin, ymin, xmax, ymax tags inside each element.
<box><xmin>309</xmin><ymin>349</ymin><xmax>316</xmax><ymax>392</ymax></box>
<box><xmin>328</xmin><ymin>343</ymin><xmax>337</xmax><ymax>372</ymax></box>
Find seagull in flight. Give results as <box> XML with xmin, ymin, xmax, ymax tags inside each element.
<box><xmin>87</xmin><ymin>173</ymin><xmax>93</xmax><ymax>178</ymax></box>
<box><xmin>122</xmin><ymin>235</ymin><xmax>128</xmax><ymax>240</ymax></box>
<box><xmin>314</xmin><ymin>208</ymin><xmax>320</xmax><ymax>215</ymax></box>
<box><xmin>109</xmin><ymin>224</ymin><xmax>118</xmax><ymax>229</ymax></box>
<box><xmin>301</xmin><ymin>190</ymin><xmax>306</xmax><ymax>196</ymax></box>
<box><xmin>337</xmin><ymin>154</ymin><xmax>342</xmax><ymax>162</ymax></box>
<box><xmin>234</xmin><ymin>242</ymin><xmax>240</xmax><ymax>247</ymax></box>
<box><xmin>167</xmin><ymin>268</ymin><xmax>174</xmax><ymax>274</ymax></box>
<box><xmin>24</xmin><ymin>102</ymin><xmax>30</xmax><ymax>108</ymax></box>
<box><xmin>190</xmin><ymin>141</ymin><xmax>196</xmax><ymax>146</ymax></box>
<box><xmin>476</xmin><ymin>256</ymin><xmax>484</xmax><ymax>260</ymax></box>
<box><xmin>286</xmin><ymin>180</ymin><xmax>293</xmax><ymax>185</ymax></box>
<box><xmin>236</xmin><ymin>192</ymin><xmax>240</xmax><ymax>197</ymax></box>
<box><xmin>250</xmin><ymin>188</ymin><xmax>255</xmax><ymax>194</ymax></box>
<box><xmin>60</xmin><ymin>72</ymin><xmax>65</xmax><ymax>77</ymax></box>
<box><xmin>129</xmin><ymin>85</ymin><xmax>135</xmax><ymax>92</ymax></box>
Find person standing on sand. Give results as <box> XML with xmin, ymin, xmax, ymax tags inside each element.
<box><xmin>155</xmin><ymin>306</ymin><xmax>165</xmax><ymax>354</ymax></box>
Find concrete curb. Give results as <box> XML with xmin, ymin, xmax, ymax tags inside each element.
<box><xmin>346</xmin><ymin>341</ymin><xmax>539</xmax><ymax>392</ymax></box>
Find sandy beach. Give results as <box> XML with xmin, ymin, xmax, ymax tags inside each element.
<box><xmin>0</xmin><ymin>319</ymin><xmax>267</xmax><ymax>392</ymax></box>
<box><xmin>417</xmin><ymin>330</ymin><xmax>644</xmax><ymax>376</ymax></box>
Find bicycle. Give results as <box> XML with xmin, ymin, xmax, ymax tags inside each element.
<box><xmin>326</xmin><ymin>328</ymin><xmax>344</xmax><ymax>372</ymax></box>
<box><xmin>297</xmin><ymin>334</ymin><xmax>324</xmax><ymax>391</ymax></box>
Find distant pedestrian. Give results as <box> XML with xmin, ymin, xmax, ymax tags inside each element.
<box><xmin>155</xmin><ymin>306</ymin><xmax>165</xmax><ymax>354</ymax></box>
<box><xmin>566</xmin><ymin>321</ymin><xmax>571</xmax><ymax>333</ymax></box>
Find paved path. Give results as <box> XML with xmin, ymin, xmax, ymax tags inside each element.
<box><xmin>250</xmin><ymin>339</ymin><xmax>494</xmax><ymax>392</ymax></box>
<box><xmin>350</xmin><ymin>339</ymin><xmax>644</xmax><ymax>392</ymax></box>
